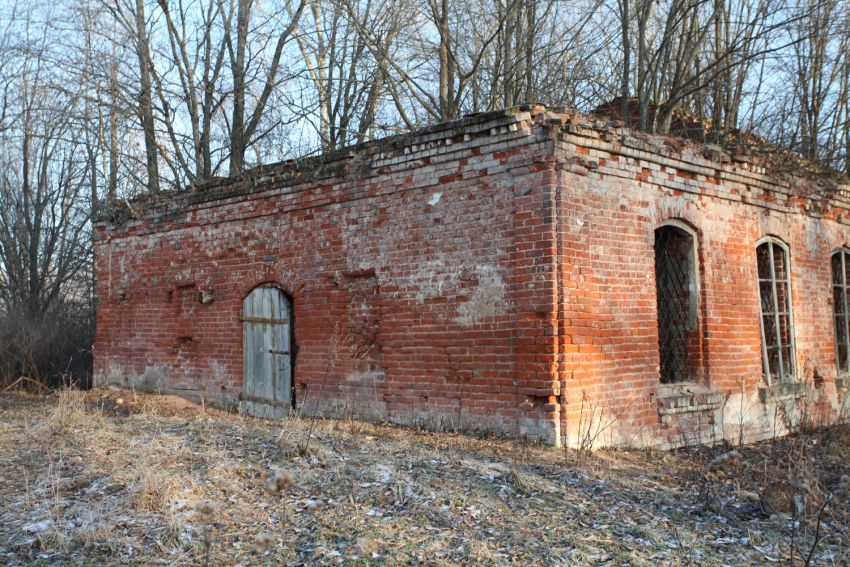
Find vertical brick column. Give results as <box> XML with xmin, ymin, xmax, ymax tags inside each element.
<box><xmin>507</xmin><ymin>154</ymin><xmax>562</xmax><ymax>443</ymax></box>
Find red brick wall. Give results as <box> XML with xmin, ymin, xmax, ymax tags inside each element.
<box><xmin>94</xmin><ymin>109</ymin><xmax>563</xmax><ymax>443</ymax></box>
<box><xmin>555</xmin><ymin>121</ymin><xmax>850</xmax><ymax>448</ymax></box>
<box><xmin>94</xmin><ymin>106</ymin><xmax>850</xmax><ymax>448</ymax></box>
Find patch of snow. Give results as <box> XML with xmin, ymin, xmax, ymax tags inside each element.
<box><xmin>22</xmin><ymin>519</ymin><xmax>51</xmax><ymax>533</ymax></box>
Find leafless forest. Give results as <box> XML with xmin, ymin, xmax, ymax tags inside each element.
<box><xmin>0</xmin><ymin>0</ymin><xmax>848</xmax><ymax>385</ymax></box>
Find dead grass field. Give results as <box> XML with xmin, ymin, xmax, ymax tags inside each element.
<box><xmin>1</xmin><ymin>388</ymin><xmax>849</xmax><ymax>566</ymax></box>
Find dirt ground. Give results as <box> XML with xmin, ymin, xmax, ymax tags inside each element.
<box><xmin>1</xmin><ymin>388</ymin><xmax>849</xmax><ymax>566</ymax></box>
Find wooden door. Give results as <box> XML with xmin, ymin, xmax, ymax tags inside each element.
<box><xmin>241</xmin><ymin>287</ymin><xmax>292</xmax><ymax>418</ymax></box>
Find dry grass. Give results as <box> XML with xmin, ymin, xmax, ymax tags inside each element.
<box><xmin>1</xmin><ymin>387</ymin><xmax>849</xmax><ymax>565</ymax></box>
<box><xmin>43</xmin><ymin>388</ymin><xmax>89</xmax><ymax>434</ymax></box>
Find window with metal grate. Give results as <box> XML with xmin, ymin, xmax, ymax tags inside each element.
<box><xmin>654</xmin><ymin>225</ymin><xmax>697</xmax><ymax>384</ymax></box>
<box><xmin>831</xmin><ymin>251</ymin><xmax>850</xmax><ymax>375</ymax></box>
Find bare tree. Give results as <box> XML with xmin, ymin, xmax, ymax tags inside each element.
<box><xmin>0</xmin><ymin>59</ymin><xmax>92</xmax><ymax>320</ymax></box>
<box><xmin>134</xmin><ymin>0</ymin><xmax>161</xmax><ymax>192</ymax></box>
<box><xmin>791</xmin><ymin>0</ymin><xmax>848</xmax><ymax>163</ymax></box>
<box><xmin>0</xmin><ymin>9</ymin><xmax>95</xmax><ymax>384</ymax></box>
<box><xmin>224</xmin><ymin>0</ymin><xmax>305</xmax><ymax>175</ymax></box>
<box><xmin>291</xmin><ymin>0</ymin><xmax>391</xmax><ymax>150</ymax></box>
<box><xmin>148</xmin><ymin>0</ymin><xmax>230</xmax><ymax>183</ymax></box>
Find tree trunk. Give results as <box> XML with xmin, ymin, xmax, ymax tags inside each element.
<box><xmin>619</xmin><ymin>0</ymin><xmax>631</xmax><ymax>124</ymax></box>
<box><xmin>437</xmin><ymin>0</ymin><xmax>451</xmax><ymax>120</ymax></box>
<box><xmin>229</xmin><ymin>0</ymin><xmax>251</xmax><ymax>176</ymax></box>
<box><xmin>134</xmin><ymin>0</ymin><xmax>160</xmax><ymax>193</ymax></box>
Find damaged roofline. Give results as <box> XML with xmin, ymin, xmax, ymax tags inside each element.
<box><xmin>97</xmin><ymin>103</ymin><xmax>850</xmax><ymax>228</ymax></box>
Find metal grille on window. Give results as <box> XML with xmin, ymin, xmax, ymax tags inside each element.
<box><xmin>655</xmin><ymin>226</ymin><xmax>695</xmax><ymax>384</ymax></box>
<box><xmin>832</xmin><ymin>251</ymin><xmax>850</xmax><ymax>374</ymax></box>
<box><xmin>757</xmin><ymin>241</ymin><xmax>795</xmax><ymax>382</ymax></box>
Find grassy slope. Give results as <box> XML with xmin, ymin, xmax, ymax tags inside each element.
<box><xmin>1</xmin><ymin>388</ymin><xmax>848</xmax><ymax>566</ymax></box>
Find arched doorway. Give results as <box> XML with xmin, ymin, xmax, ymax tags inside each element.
<box><xmin>241</xmin><ymin>286</ymin><xmax>293</xmax><ymax>418</ymax></box>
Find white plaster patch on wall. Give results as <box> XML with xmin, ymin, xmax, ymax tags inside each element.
<box><xmin>106</xmin><ymin>243</ymin><xmax>114</xmax><ymax>298</ymax></box>
<box><xmin>209</xmin><ymin>361</ymin><xmax>237</xmax><ymax>405</ymax></box>
<box><xmin>837</xmin><ymin>389</ymin><xmax>850</xmax><ymax>417</ymax></box>
<box><xmin>388</xmin><ymin>257</ymin><xmax>512</xmax><ymax>319</ymax></box>
<box><xmin>114</xmin><ymin>235</ymin><xmax>165</xmax><ymax>288</ymax></box>
<box><xmin>720</xmin><ymin>386</ymin><xmax>813</xmax><ymax>445</ymax></box>
<box><xmin>139</xmin><ymin>365</ymin><xmax>170</xmax><ymax>392</ymax></box>
<box><xmin>759</xmin><ymin>209</ymin><xmax>793</xmax><ymax>243</ymax></box>
<box><xmin>172</xmin><ymin>266</ymin><xmax>196</xmax><ymax>285</ymax></box>
<box><xmin>803</xmin><ymin>216</ymin><xmax>833</xmax><ymax>256</ymax></box>
<box><xmin>343</xmin><ymin>370</ymin><xmax>385</xmax><ymax>385</ymax></box>
<box><xmin>101</xmin><ymin>364</ymin><xmax>170</xmax><ymax>392</ymax></box>
<box><xmin>699</xmin><ymin>201</ymin><xmax>736</xmax><ymax>243</ymax></box>
<box><xmin>721</xmin><ymin>389</ymin><xmax>763</xmax><ymax>443</ymax></box>
<box><xmin>209</xmin><ymin>361</ymin><xmax>228</xmax><ymax>383</ymax></box>
<box><xmin>455</xmin><ymin>264</ymin><xmax>510</xmax><ymax>326</ymax></box>
<box><xmin>409</xmin><ymin>258</ymin><xmax>454</xmax><ymax>302</ymax></box>
<box><xmin>427</xmin><ymin>192</ymin><xmax>442</xmax><ymax>206</ymax></box>
<box><xmin>117</xmin><ymin>254</ymin><xmax>135</xmax><ymax>288</ymax></box>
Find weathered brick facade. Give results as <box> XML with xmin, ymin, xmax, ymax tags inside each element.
<box><xmin>93</xmin><ymin>105</ymin><xmax>850</xmax><ymax>448</ymax></box>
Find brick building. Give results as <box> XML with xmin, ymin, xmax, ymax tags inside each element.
<box><xmin>93</xmin><ymin>105</ymin><xmax>850</xmax><ymax>448</ymax></box>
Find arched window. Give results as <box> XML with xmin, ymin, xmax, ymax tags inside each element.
<box><xmin>831</xmin><ymin>250</ymin><xmax>850</xmax><ymax>375</ymax></box>
<box><xmin>757</xmin><ymin>239</ymin><xmax>795</xmax><ymax>383</ymax></box>
<box><xmin>654</xmin><ymin>222</ymin><xmax>699</xmax><ymax>383</ymax></box>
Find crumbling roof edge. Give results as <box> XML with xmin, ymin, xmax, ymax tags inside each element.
<box><xmin>97</xmin><ymin>104</ymin><xmax>850</xmax><ymax>227</ymax></box>
<box><xmin>150</xmin><ymin>105</ymin><xmax>542</xmax><ymax>196</ymax></box>
<box><xmin>96</xmin><ymin>105</ymin><xmax>546</xmax><ymax>226</ymax></box>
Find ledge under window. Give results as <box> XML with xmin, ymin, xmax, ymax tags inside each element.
<box><xmin>758</xmin><ymin>381</ymin><xmax>806</xmax><ymax>404</ymax></box>
<box><xmin>657</xmin><ymin>383</ymin><xmax>724</xmax><ymax>416</ymax></box>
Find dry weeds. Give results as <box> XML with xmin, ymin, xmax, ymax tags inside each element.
<box><xmin>1</xmin><ymin>388</ymin><xmax>849</xmax><ymax>565</ymax></box>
